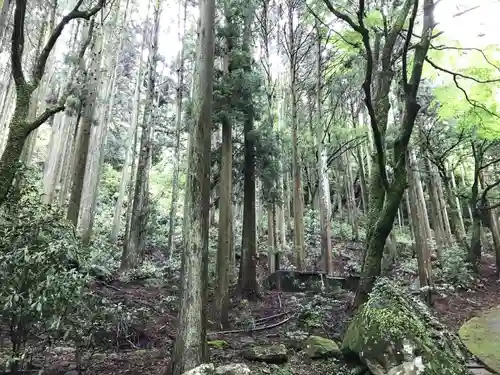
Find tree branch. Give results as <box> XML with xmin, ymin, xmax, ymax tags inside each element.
<box><xmin>11</xmin><ymin>0</ymin><xmax>28</xmax><ymax>87</ymax></box>
<box><xmin>425</xmin><ymin>57</ymin><xmax>500</xmax><ymax>84</ymax></box>
<box><xmin>33</xmin><ymin>0</ymin><xmax>106</xmax><ymax>85</ymax></box>
<box><xmin>25</xmin><ymin>105</ymin><xmax>65</xmax><ymax>133</ymax></box>
<box><xmin>321</xmin><ymin>0</ymin><xmax>361</xmax><ymax>32</ymax></box>
<box><xmin>402</xmin><ymin>0</ymin><xmax>419</xmax><ymax>90</ymax></box>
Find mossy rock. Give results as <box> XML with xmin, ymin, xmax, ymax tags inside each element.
<box><xmin>459</xmin><ymin>306</ymin><xmax>500</xmax><ymax>373</ymax></box>
<box><xmin>241</xmin><ymin>344</ymin><xmax>288</xmax><ymax>364</ymax></box>
<box><xmin>304</xmin><ymin>335</ymin><xmax>342</xmax><ymax>359</ymax></box>
<box><xmin>341</xmin><ymin>278</ymin><xmax>469</xmax><ymax>375</ymax></box>
<box><xmin>208</xmin><ymin>340</ymin><xmax>230</xmax><ymax>349</ymax></box>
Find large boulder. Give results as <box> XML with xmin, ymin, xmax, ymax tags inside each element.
<box><xmin>459</xmin><ymin>306</ymin><xmax>500</xmax><ymax>373</ymax></box>
<box><xmin>241</xmin><ymin>344</ymin><xmax>288</xmax><ymax>364</ymax></box>
<box><xmin>341</xmin><ymin>278</ymin><xmax>470</xmax><ymax>375</ymax></box>
<box><xmin>304</xmin><ymin>335</ymin><xmax>342</xmax><ymax>359</ymax></box>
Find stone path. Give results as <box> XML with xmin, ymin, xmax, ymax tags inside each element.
<box><xmin>460</xmin><ymin>305</ymin><xmax>500</xmax><ymax>374</ymax></box>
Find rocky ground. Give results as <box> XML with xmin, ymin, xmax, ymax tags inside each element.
<box><xmin>3</xmin><ymin>243</ymin><xmax>500</xmax><ymax>375</ymax></box>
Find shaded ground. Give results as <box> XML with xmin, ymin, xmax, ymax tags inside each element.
<box><xmin>433</xmin><ymin>255</ymin><xmax>500</xmax><ymax>331</ymax></box>
<box><xmin>3</xmin><ymin>245</ymin><xmax>500</xmax><ymax>375</ymax></box>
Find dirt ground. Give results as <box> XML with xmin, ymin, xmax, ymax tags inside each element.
<box><xmin>4</xmin><ymin>246</ymin><xmax>500</xmax><ymax>375</ymax></box>
<box><xmin>433</xmin><ymin>254</ymin><xmax>500</xmax><ymax>331</ymax></box>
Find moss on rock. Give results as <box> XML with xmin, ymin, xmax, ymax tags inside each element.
<box><xmin>459</xmin><ymin>306</ymin><xmax>500</xmax><ymax>373</ymax></box>
<box><xmin>304</xmin><ymin>336</ymin><xmax>342</xmax><ymax>359</ymax></box>
<box><xmin>341</xmin><ymin>278</ymin><xmax>469</xmax><ymax>375</ymax></box>
<box><xmin>207</xmin><ymin>339</ymin><xmax>230</xmax><ymax>349</ymax></box>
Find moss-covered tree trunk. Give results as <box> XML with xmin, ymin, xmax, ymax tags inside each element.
<box><xmin>352</xmin><ymin>0</ymin><xmax>435</xmax><ymax>307</ymax></box>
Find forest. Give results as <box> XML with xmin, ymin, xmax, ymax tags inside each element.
<box><xmin>0</xmin><ymin>0</ymin><xmax>500</xmax><ymax>374</ymax></box>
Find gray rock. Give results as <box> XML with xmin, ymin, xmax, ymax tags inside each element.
<box><xmin>241</xmin><ymin>344</ymin><xmax>288</xmax><ymax>364</ymax></box>
<box><xmin>215</xmin><ymin>363</ymin><xmax>251</xmax><ymax>375</ymax></box>
<box><xmin>284</xmin><ymin>330</ymin><xmax>308</xmax><ymax>350</ymax></box>
<box><xmin>387</xmin><ymin>358</ymin><xmax>425</xmax><ymax>375</ymax></box>
<box><xmin>181</xmin><ymin>363</ymin><xmax>215</xmax><ymax>375</ymax></box>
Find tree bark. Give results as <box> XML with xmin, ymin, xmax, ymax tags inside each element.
<box><xmin>121</xmin><ymin>0</ymin><xmax>159</xmax><ymax>270</ymax></box>
<box><xmin>167</xmin><ymin>0</ymin><xmax>215</xmax><ymax>368</ymax></box>
<box><xmin>67</xmin><ymin>27</ymin><xmax>103</xmax><ymax>226</ymax></box>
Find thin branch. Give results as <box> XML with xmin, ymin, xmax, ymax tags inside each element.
<box><xmin>425</xmin><ymin>57</ymin><xmax>500</xmax><ymax>84</ymax></box>
<box><xmin>33</xmin><ymin>0</ymin><xmax>106</xmax><ymax>85</ymax></box>
<box><xmin>321</xmin><ymin>0</ymin><xmax>361</xmax><ymax>32</ymax></box>
<box><xmin>430</xmin><ymin>44</ymin><xmax>500</xmax><ymax>72</ymax></box>
<box><xmin>208</xmin><ymin>312</ymin><xmax>298</xmax><ymax>336</ymax></box>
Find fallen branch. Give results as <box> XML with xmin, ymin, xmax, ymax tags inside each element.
<box><xmin>208</xmin><ymin>312</ymin><xmax>297</xmax><ymax>336</ymax></box>
<box><xmin>254</xmin><ymin>310</ymin><xmax>291</xmax><ymax>324</ymax></box>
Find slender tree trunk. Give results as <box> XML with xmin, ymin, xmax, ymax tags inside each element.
<box><xmin>315</xmin><ymin>24</ymin><xmax>332</xmax><ymax>275</ymax></box>
<box><xmin>166</xmin><ymin>0</ymin><xmax>188</xmax><ymax>259</ymax></box>
<box><xmin>67</xmin><ymin>28</ymin><xmax>103</xmax><ymax>226</ymax></box>
<box><xmin>167</xmin><ymin>0</ymin><xmax>215</xmax><ymax>367</ymax></box>
<box><xmin>110</xmin><ymin>9</ymin><xmax>148</xmax><ymax>242</ymax></box>
<box><xmin>121</xmin><ymin>0</ymin><xmax>160</xmax><ymax>270</ymax></box>
<box><xmin>408</xmin><ymin>153</ymin><xmax>432</xmax><ymax>303</ymax></box>
<box><xmin>238</xmin><ymin>2</ymin><xmax>259</xmax><ymax>299</ymax></box>
<box><xmin>450</xmin><ymin>167</ymin><xmax>466</xmax><ymax>235</ymax></box>
<box><xmin>215</xmin><ymin>3</ymin><xmax>233</xmax><ymax>325</ymax></box>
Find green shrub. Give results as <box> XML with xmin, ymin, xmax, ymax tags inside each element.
<box><xmin>0</xmin><ymin>184</ymin><xmax>118</xmax><ymax>371</ymax></box>
<box><xmin>435</xmin><ymin>245</ymin><xmax>474</xmax><ymax>289</ymax></box>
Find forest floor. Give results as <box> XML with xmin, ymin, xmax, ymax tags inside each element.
<box><xmin>5</xmin><ymin>242</ymin><xmax>500</xmax><ymax>375</ymax></box>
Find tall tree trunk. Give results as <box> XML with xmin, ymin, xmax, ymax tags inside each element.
<box><xmin>121</xmin><ymin>0</ymin><xmax>159</xmax><ymax>270</ymax></box>
<box><xmin>110</xmin><ymin>7</ymin><xmax>148</xmax><ymax>242</ymax></box>
<box><xmin>166</xmin><ymin>0</ymin><xmax>187</xmax><ymax>259</ymax></box>
<box><xmin>215</xmin><ymin>0</ymin><xmax>233</xmax><ymax>326</ymax></box>
<box><xmin>167</xmin><ymin>0</ymin><xmax>215</xmax><ymax>368</ymax></box>
<box><xmin>67</xmin><ymin>27</ymin><xmax>103</xmax><ymax>226</ymax></box>
<box><xmin>287</xmin><ymin>2</ymin><xmax>305</xmax><ymax>270</ymax></box>
<box><xmin>408</xmin><ymin>151</ymin><xmax>432</xmax><ymax>303</ymax></box>
<box><xmin>315</xmin><ymin>23</ymin><xmax>332</xmax><ymax>275</ymax></box>
<box><xmin>238</xmin><ymin>1</ymin><xmax>259</xmax><ymax>299</ymax></box>
<box><xmin>80</xmin><ymin>0</ymin><xmax>130</xmax><ymax>244</ymax></box>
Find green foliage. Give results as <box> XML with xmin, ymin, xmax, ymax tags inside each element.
<box><xmin>0</xmin><ymin>183</ymin><xmax>119</xmax><ymax>370</ymax></box>
<box><xmin>331</xmin><ymin>220</ymin><xmax>351</xmax><ymax>240</ymax></box>
<box><xmin>255</xmin><ymin>126</ymin><xmax>284</xmax><ymax>206</ymax></box>
<box><xmin>434</xmin><ymin>246</ymin><xmax>474</xmax><ymax>289</ymax></box>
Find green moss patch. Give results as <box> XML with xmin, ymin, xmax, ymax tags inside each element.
<box><xmin>459</xmin><ymin>306</ymin><xmax>500</xmax><ymax>373</ymax></box>
<box><xmin>207</xmin><ymin>339</ymin><xmax>230</xmax><ymax>349</ymax></box>
<box><xmin>342</xmin><ymin>278</ymin><xmax>469</xmax><ymax>375</ymax></box>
